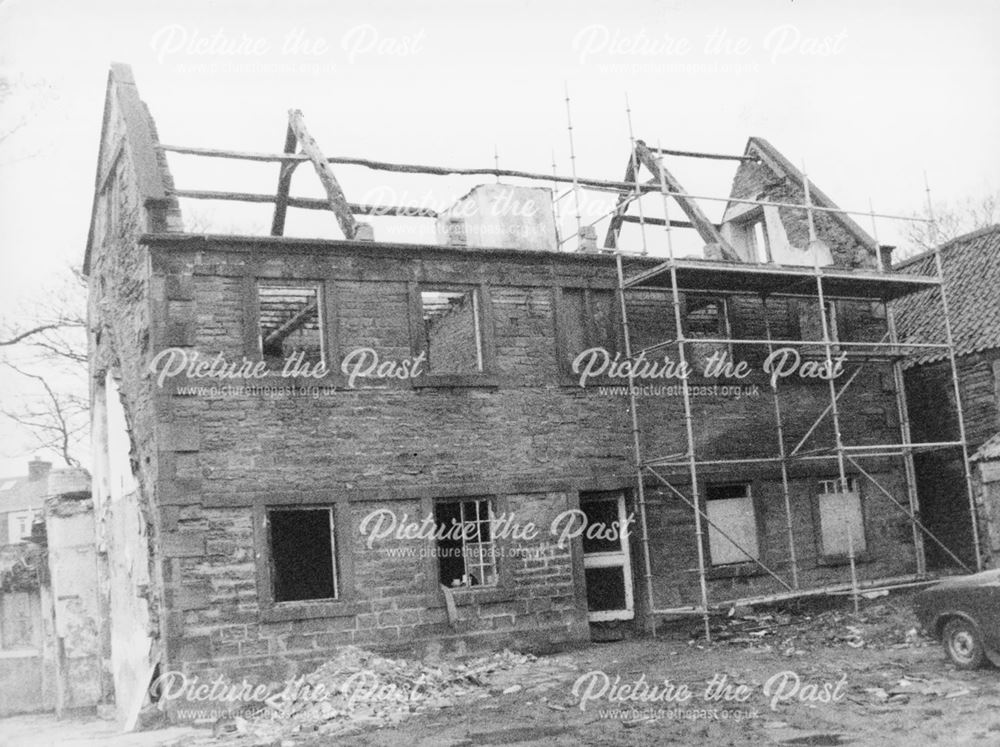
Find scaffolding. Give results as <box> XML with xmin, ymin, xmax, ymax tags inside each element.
<box><xmin>603</xmin><ymin>142</ymin><xmax>983</xmax><ymax>641</ymax></box>
<box><xmin>152</xmin><ymin>107</ymin><xmax>983</xmax><ymax>643</ymax></box>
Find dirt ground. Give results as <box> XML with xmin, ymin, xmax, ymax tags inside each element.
<box><xmin>4</xmin><ymin>589</ymin><xmax>1000</xmax><ymax>746</ymax></box>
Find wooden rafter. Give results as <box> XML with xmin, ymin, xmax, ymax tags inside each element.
<box><xmin>263</xmin><ymin>299</ymin><xmax>318</xmax><ymax>347</ymax></box>
<box><xmin>602</xmin><ymin>157</ymin><xmax>637</xmax><ymax>250</ymax></box>
<box><xmin>287</xmin><ymin>110</ymin><xmax>359</xmax><ymax>240</ymax></box>
<box><xmin>632</xmin><ymin>139</ymin><xmax>739</xmax><ymax>261</ymax></box>
<box><xmin>271</xmin><ymin>125</ymin><xmax>300</xmax><ymax>236</ymax></box>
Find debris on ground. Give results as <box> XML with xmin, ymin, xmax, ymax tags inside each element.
<box><xmin>212</xmin><ymin>646</ymin><xmax>573</xmax><ymax>743</ymax></box>
<box><xmin>693</xmin><ymin>594</ymin><xmax>935</xmax><ymax>655</ymax></box>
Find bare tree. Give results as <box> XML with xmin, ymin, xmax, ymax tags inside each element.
<box><xmin>0</xmin><ymin>268</ymin><xmax>88</xmax><ymax>467</ymax></box>
<box><xmin>901</xmin><ymin>191</ymin><xmax>1000</xmax><ymax>259</ymax></box>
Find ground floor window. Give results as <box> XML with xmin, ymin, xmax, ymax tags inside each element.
<box><xmin>816</xmin><ymin>477</ymin><xmax>867</xmax><ymax>558</ymax></box>
<box><xmin>268</xmin><ymin>507</ymin><xmax>339</xmax><ymax>602</ymax></box>
<box><xmin>705</xmin><ymin>483</ymin><xmax>759</xmax><ymax>565</ymax></box>
<box><xmin>435</xmin><ymin>498</ymin><xmax>497</xmax><ymax>588</ymax></box>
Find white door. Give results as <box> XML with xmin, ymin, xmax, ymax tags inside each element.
<box><xmin>581</xmin><ymin>493</ymin><xmax>634</xmax><ymax>622</ymax></box>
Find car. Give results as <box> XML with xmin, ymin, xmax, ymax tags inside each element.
<box><xmin>913</xmin><ymin>569</ymin><xmax>1000</xmax><ymax>669</ymax></box>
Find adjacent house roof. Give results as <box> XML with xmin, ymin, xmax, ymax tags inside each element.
<box><xmin>893</xmin><ymin>224</ymin><xmax>1000</xmax><ymax>366</ymax></box>
<box><xmin>0</xmin><ymin>476</ymin><xmax>47</xmax><ymax>514</ymax></box>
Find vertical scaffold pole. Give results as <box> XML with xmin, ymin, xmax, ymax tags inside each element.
<box><xmin>564</xmin><ymin>83</ymin><xmax>583</xmax><ymax>244</ymax></box>
<box><xmin>870</xmin><ymin>197</ymin><xmax>926</xmax><ymax>575</ymax></box>
<box><xmin>763</xmin><ymin>298</ymin><xmax>799</xmax><ymax>588</ymax></box>
<box><xmin>805</xmin><ymin>166</ymin><xmax>860</xmax><ymax>612</ymax></box>
<box><xmin>615</xmin><ymin>252</ymin><xmax>657</xmax><ymax>635</ymax></box>
<box><xmin>924</xmin><ymin>173</ymin><xmax>983</xmax><ymax>571</ymax></box>
<box><xmin>657</xmin><ymin>142</ymin><xmax>711</xmax><ymax>641</ymax></box>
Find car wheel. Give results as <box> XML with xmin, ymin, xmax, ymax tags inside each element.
<box><xmin>942</xmin><ymin>618</ymin><xmax>985</xmax><ymax>670</ymax></box>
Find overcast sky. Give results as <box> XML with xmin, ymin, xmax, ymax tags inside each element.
<box><xmin>0</xmin><ymin>0</ymin><xmax>998</xmax><ymax>475</ymax></box>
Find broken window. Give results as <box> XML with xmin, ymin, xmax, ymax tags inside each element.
<box><xmin>268</xmin><ymin>508</ymin><xmax>338</xmax><ymax>602</ymax></box>
<box><xmin>683</xmin><ymin>295</ymin><xmax>731</xmax><ymax>374</ymax></box>
<box><xmin>705</xmin><ymin>483</ymin><xmax>759</xmax><ymax>566</ymax></box>
<box><xmin>420</xmin><ymin>288</ymin><xmax>483</xmax><ymax>374</ymax></box>
<box><xmin>816</xmin><ymin>478</ymin><xmax>867</xmax><ymax>559</ymax></box>
<box><xmin>257</xmin><ymin>281</ymin><xmax>324</xmax><ymax>368</ymax></box>
<box><xmin>557</xmin><ymin>287</ymin><xmax>619</xmax><ymax>375</ymax></box>
<box><xmin>435</xmin><ymin>498</ymin><xmax>497</xmax><ymax>588</ymax></box>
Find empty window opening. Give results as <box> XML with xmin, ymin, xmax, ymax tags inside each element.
<box><xmin>421</xmin><ymin>289</ymin><xmax>483</xmax><ymax>374</ymax></box>
<box><xmin>268</xmin><ymin>508</ymin><xmax>338</xmax><ymax>602</ymax></box>
<box><xmin>435</xmin><ymin>498</ymin><xmax>497</xmax><ymax>588</ymax></box>
<box><xmin>705</xmin><ymin>483</ymin><xmax>759</xmax><ymax>565</ymax></box>
<box><xmin>257</xmin><ymin>282</ymin><xmax>324</xmax><ymax>368</ymax></box>
<box><xmin>684</xmin><ymin>295</ymin><xmax>731</xmax><ymax>373</ymax></box>
<box><xmin>817</xmin><ymin>478</ymin><xmax>866</xmax><ymax>557</ymax></box>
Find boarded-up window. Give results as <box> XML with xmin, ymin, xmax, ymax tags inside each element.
<box><xmin>257</xmin><ymin>282</ymin><xmax>324</xmax><ymax>368</ymax></box>
<box><xmin>817</xmin><ymin>478</ymin><xmax>866</xmax><ymax>557</ymax></box>
<box><xmin>558</xmin><ymin>288</ymin><xmax>619</xmax><ymax>374</ymax></box>
<box><xmin>705</xmin><ymin>483</ymin><xmax>759</xmax><ymax>565</ymax></box>
<box><xmin>420</xmin><ymin>289</ymin><xmax>483</xmax><ymax>374</ymax></box>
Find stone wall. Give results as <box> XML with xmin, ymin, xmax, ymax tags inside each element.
<box><xmin>137</xmin><ymin>237</ymin><xmax>916</xmax><ymax>691</ymax></box>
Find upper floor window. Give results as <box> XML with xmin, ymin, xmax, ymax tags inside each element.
<box><xmin>411</xmin><ymin>285</ymin><xmax>496</xmax><ymax>386</ymax></box>
<box><xmin>683</xmin><ymin>295</ymin><xmax>731</xmax><ymax>374</ymax></box>
<box><xmin>257</xmin><ymin>281</ymin><xmax>325</xmax><ymax>369</ymax></box>
<box><xmin>420</xmin><ymin>288</ymin><xmax>483</xmax><ymax>374</ymax></box>
<box><xmin>556</xmin><ymin>287</ymin><xmax>619</xmax><ymax>380</ymax></box>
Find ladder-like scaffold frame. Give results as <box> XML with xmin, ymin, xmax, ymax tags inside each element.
<box><xmin>610</xmin><ymin>149</ymin><xmax>982</xmax><ymax>642</ymax></box>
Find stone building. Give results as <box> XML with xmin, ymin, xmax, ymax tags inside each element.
<box><xmin>85</xmin><ymin>64</ymin><xmax>958</xmax><ymax>722</ymax></box>
<box><xmin>895</xmin><ymin>225</ymin><xmax>1000</xmax><ymax>568</ymax></box>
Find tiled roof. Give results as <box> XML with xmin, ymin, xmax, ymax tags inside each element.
<box><xmin>973</xmin><ymin>432</ymin><xmax>1000</xmax><ymax>462</ymax></box>
<box><xmin>893</xmin><ymin>225</ymin><xmax>1000</xmax><ymax>366</ymax></box>
<box><xmin>0</xmin><ymin>477</ymin><xmax>46</xmax><ymax>514</ymax></box>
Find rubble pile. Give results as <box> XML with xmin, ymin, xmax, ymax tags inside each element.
<box><xmin>228</xmin><ymin>647</ymin><xmax>541</xmax><ymax>742</ymax></box>
<box><xmin>700</xmin><ymin>597</ymin><xmax>930</xmax><ymax>654</ymax></box>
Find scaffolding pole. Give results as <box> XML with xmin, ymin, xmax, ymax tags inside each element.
<box><xmin>653</xmin><ymin>146</ymin><xmax>712</xmax><ymax>641</ymax></box>
<box><xmin>615</xmin><ymin>250</ymin><xmax>657</xmax><ymax>635</ymax></box>
<box><xmin>805</xmin><ymin>167</ymin><xmax>861</xmax><ymax>613</ymax></box>
<box><xmin>763</xmin><ymin>296</ymin><xmax>799</xmax><ymax>588</ymax></box>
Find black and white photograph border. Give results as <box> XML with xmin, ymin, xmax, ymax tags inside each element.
<box><xmin>1</xmin><ymin>1</ymin><xmax>999</xmax><ymax>745</ymax></box>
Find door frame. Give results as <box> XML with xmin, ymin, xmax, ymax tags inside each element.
<box><xmin>581</xmin><ymin>492</ymin><xmax>634</xmax><ymax>622</ymax></box>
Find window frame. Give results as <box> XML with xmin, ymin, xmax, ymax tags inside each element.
<box><xmin>423</xmin><ymin>493</ymin><xmax>516</xmax><ymax>605</ymax></box>
<box><xmin>253</xmin><ymin>502</ymin><xmax>356</xmax><ymax>622</ymax></box>
<box><xmin>433</xmin><ymin>496</ymin><xmax>500</xmax><ymax>590</ymax></box>
<box><xmin>246</xmin><ymin>277</ymin><xmax>335</xmax><ymax>380</ymax></box>
<box><xmin>408</xmin><ymin>282</ymin><xmax>498</xmax><ymax>388</ymax></box>
<box><xmin>811</xmin><ymin>476</ymin><xmax>871</xmax><ymax>566</ymax></box>
<box><xmin>554</xmin><ymin>285</ymin><xmax>624</xmax><ymax>386</ymax></box>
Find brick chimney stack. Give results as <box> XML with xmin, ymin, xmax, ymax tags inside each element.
<box><xmin>28</xmin><ymin>457</ymin><xmax>52</xmax><ymax>482</ymax></box>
